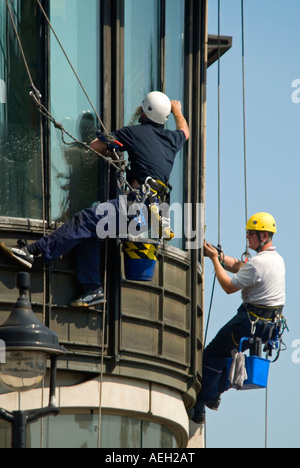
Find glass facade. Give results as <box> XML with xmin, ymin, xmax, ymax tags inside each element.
<box><xmin>124</xmin><ymin>0</ymin><xmax>161</xmax><ymax>126</ymax></box>
<box><xmin>124</xmin><ymin>0</ymin><xmax>185</xmax><ymax>249</ymax></box>
<box><xmin>0</xmin><ymin>0</ymin><xmax>43</xmax><ymax>219</ymax></box>
<box><xmin>165</xmin><ymin>0</ymin><xmax>185</xmax><ymax>249</ymax></box>
<box><xmin>0</xmin><ymin>413</ymin><xmax>177</xmax><ymax>449</ymax></box>
<box><xmin>0</xmin><ymin>0</ymin><xmax>102</xmax><ymax>222</ymax></box>
<box><xmin>0</xmin><ymin>0</ymin><xmax>187</xmax><ymax>248</ymax></box>
<box><xmin>50</xmin><ymin>0</ymin><xmax>101</xmax><ymax>221</ymax></box>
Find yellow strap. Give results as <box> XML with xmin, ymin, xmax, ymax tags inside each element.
<box><xmin>231</xmin><ymin>332</ymin><xmax>239</xmax><ymax>347</ymax></box>
<box><xmin>249</xmin><ymin>311</ymin><xmax>276</xmax><ymax>322</ymax></box>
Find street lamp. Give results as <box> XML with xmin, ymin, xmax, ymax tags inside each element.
<box><xmin>0</xmin><ymin>272</ymin><xmax>65</xmax><ymax>448</ymax></box>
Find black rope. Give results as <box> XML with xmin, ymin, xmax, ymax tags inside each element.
<box><xmin>204</xmin><ymin>274</ymin><xmax>217</xmax><ymax>347</ymax></box>
<box><xmin>241</xmin><ymin>0</ymin><xmax>250</xmax><ymax>259</ymax></box>
<box><xmin>204</xmin><ymin>0</ymin><xmax>222</xmax><ymax>349</ymax></box>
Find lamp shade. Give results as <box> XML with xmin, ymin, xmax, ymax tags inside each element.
<box><xmin>0</xmin><ymin>273</ymin><xmax>65</xmax><ymax>391</ymax></box>
<box><xmin>0</xmin><ymin>273</ymin><xmax>65</xmax><ymax>355</ymax></box>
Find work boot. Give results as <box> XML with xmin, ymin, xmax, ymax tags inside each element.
<box><xmin>190</xmin><ymin>401</ymin><xmax>206</xmax><ymax>425</ymax></box>
<box><xmin>70</xmin><ymin>288</ymin><xmax>105</xmax><ymax>308</ymax></box>
<box><xmin>0</xmin><ymin>240</ymin><xmax>34</xmax><ymax>270</ymax></box>
<box><xmin>191</xmin><ymin>410</ymin><xmax>206</xmax><ymax>425</ymax></box>
<box><xmin>206</xmin><ymin>394</ymin><xmax>222</xmax><ymax>411</ymax></box>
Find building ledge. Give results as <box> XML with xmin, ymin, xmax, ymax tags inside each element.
<box><xmin>0</xmin><ymin>374</ymin><xmax>195</xmax><ymax>448</ymax></box>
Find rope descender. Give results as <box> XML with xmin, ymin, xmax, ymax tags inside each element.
<box><xmin>241</xmin><ymin>249</ymin><xmax>251</xmax><ymax>263</ymax></box>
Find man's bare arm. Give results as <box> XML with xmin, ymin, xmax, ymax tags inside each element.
<box><xmin>171</xmin><ymin>100</ymin><xmax>190</xmax><ymax>140</ymax></box>
<box><xmin>90</xmin><ymin>138</ymin><xmax>109</xmax><ymax>155</ymax></box>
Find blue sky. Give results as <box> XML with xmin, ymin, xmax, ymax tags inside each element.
<box><xmin>204</xmin><ymin>0</ymin><xmax>300</xmax><ymax>448</ymax></box>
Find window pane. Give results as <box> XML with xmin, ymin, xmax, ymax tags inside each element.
<box><xmin>142</xmin><ymin>420</ymin><xmax>177</xmax><ymax>448</ymax></box>
<box><xmin>0</xmin><ymin>412</ymin><xmax>177</xmax><ymax>448</ymax></box>
<box><xmin>165</xmin><ymin>0</ymin><xmax>185</xmax><ymax>249</ymax></box>
<box><xmin>29</xmin><ymin>413</ymin><xmax>99</xmax><ymax>448</ymax></box>
<box><xmin>124</xmin><ymin>0</ymin><xmax>161</xmax><ymax>125</ymax></box>
<box><xmin>0</xmin><ymin>420</ymin><xmax>10</xmax><ymax>448</ymax></box>
<box><xmin>50</xmin><ymin>0</ymin><xmax>101</xmax><ymax>221</ymax></box>
<box><xmin>101</xmin><ymin>415</ymin><xmax>141</xmax><ymax>448</ymax></box>
<box><xmin>0</xmin><ymin>0</ymin><xmax>43</xmax><ymax>219</ymax></box>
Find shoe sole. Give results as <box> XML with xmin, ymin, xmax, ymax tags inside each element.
<box><xmin>191</xmin><ymin>415</ymin><xmax>206</xmax><ymax>425</ymax></box>
<box><xmin>70</xmin><ymin>298</ymin><xmax>106</xmax><ymax>308</ymax></box>
<box><xmin>206</xmin><ymin>401</ymin><xmax>221</xmax><ymax>411</ymax></box>
<box><xmin>0</xmin><ymin>242</ymin><xmax>33</xmax><ymax>269</ymax></box>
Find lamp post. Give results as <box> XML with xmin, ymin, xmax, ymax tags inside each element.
<box><xmin>0</xmin><ymin>272</ymin><xmax>65</xmax><ymax>448</ymax></box>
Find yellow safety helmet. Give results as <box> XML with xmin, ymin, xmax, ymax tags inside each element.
<box><xmin>246</xmin><ymin>212</ymin><xmax>277</xmax><ymax>234</ymax></box>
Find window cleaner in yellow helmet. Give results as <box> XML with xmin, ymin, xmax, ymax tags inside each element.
<box><xmin>246</xmin><ymin>212</ymin><xmax>277</xmax><ymax>253</ymax></box>
<box><xmin>190</xmin><ymin>212</ymin><xmax>286</xmax><ymax>425</ymax></box>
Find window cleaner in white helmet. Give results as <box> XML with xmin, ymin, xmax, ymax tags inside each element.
<box><xmin>140</xmin><ymin>92</ymin><xmax>189</xmax><ymax>240</ymax></box>
<box><xmin>110</xmin><ymin>91</ymin><xmax>189</xmax><ymax>241</ymax></box>
<box><xmin>0</xmin><ymin>91</ymin><xmax>189</xmax><ymax>307</ymax></box>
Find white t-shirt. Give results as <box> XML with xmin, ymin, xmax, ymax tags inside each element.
<box><xmin>231</xmin><ymin>247</ymin><xmax>286</xmax><ymax>306</ymax></box>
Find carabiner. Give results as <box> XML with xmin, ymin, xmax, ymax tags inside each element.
<box><xmin>241</xmin><ymin>250</ymin><xmax>251</xmax><ymax>263</ymax></box>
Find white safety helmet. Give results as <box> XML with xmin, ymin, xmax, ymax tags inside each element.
<box><xmin>142</xmin><ymin>91</ymin><xmax>171</xmax><ymax>125</ymax></box>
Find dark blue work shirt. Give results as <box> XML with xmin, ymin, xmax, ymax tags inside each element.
<box><xmin>112</xmin><ymin>121</ymin><xmax>186</xmax><ymax>185</ymax></box>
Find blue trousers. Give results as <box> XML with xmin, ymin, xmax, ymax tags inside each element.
<box><xmin>194</xmin><ymin>304</ymin><xmax>274</xmax><ymax>415</ymax></box>
<box><xmin>36</xmin><ymin>199</ymin><xmax>120</xmax><ymax>288</ymax></box>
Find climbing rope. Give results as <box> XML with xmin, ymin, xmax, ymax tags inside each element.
<box><xmin>217</xmin><ymin>0</ymin><xmax>222</xmax><ymax>247</ymax></box>
<box><xmin>241</xmin><ymin>0</ymin><xmax>250</xmax><ymax>262</ymax></box>
<box><xmin>204</xmin><ymin>0</ymin><xmax>222</xmax><ymax>349</ymax></box>
<box><xmin>240</xmin><ymin>0</ymin><xmax>267</xmax><ymax>448</ymax></box>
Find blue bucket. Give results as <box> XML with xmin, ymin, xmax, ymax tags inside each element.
<box><xmin>123</xmin><ymin>241</ymin><xmax>159</xmax><ymax>281</ymax></box>
<box><xmin>227</xmin><ymin>337</ymin><xmax>270</xmax><ymax>390</ymax></box>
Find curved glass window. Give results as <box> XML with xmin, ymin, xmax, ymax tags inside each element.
<box><xmin>124</xmin><ymin>0</ymin><xmax>161</xmax><ymax>126</ymax></box>
<box><xmin>0</xmin><ymin>0</ymin><xmax>43</xmax><ymax>219</ymax></box>
<box><xmin>50</xmin><ymin>0</ymin><xmax>101</xmax><ymax>222</ymax></box>
<box><xmin>124</xmin><ymin>0</ymin><xmax>186</xmax><ymax>250</ymax></box>
<box><xmin>165</xmin><ymin>0</ymin><xmax>185</xmax><ymax>249</ymax></box>
<box><xmin>0</xmin><ymin>413</ymin><xmax>177</xmax><ymax>448</ymax></box>
<box><xmin>0</xmin><ymin>0</ymin><xmax>101</xmax><ymax>222</ymax></box>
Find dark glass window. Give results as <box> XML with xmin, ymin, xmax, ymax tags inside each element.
<box><xmin>50</xmin><ymin>0</ymin><xmax>101</xmax><ymax>221</ymax></box>
<box><xmin>0</xmin><ymin>0</ymin><xmax>44</xmax><ymax>219</ymax></box>
<box><xmin>0</xmin><ymin>413</ymin><xmax>177</xmax><ymax>448</ymax></box>
<box><xmin>0</xmin><ymin>0</ymin><xmax>101</xmax><ymax>222</ymax></box>
<box><xmin>124</xmin><ymin>0</ymin><xmax>186</xmax><ymax>250</ymax></box>
<box><xmin>124</xmin><ymin>0</ymin><xmax>161</xmax><ymax>126</ymax></box>
<box><xmin>165</xmin><ymin>0</ymin><xmax>185</xmax><ymax>249</ymax></box>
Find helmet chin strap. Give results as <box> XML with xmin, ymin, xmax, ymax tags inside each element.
<box><xmin>255</xmin><ymin>232</ymin><xmax>272</xmax><ymax>253</ymax></box>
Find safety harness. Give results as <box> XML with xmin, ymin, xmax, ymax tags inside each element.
<box><xmin>96</xmin><ymin>130</ymin><xmax>174</xmax><ymax>242</ymax></box>
<box><xmin>245</xmin><ymin>303</ymin><xmax>288</xmax><ymax>362</ymax></box>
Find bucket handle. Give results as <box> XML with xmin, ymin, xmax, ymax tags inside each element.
<box><xmin>239</xmin><ymin>337</ymin><xmax>250</xmax><ymax>353</ymax></box>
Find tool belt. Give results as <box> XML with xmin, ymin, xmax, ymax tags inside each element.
<box><xmin>245</xmin><ymin>303</ymin><xmax>284</xmax><ymax>322</ymax></box>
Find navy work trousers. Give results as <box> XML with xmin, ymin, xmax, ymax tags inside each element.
<box><xmin>35</xmin><ymin>199</ymin><xmax>120</xmax><ymax>287</ymax></box>
<box><xmin>194</xmin><ymin>304</ymin><xmax>274</xmax><ymax>415</ymax></box>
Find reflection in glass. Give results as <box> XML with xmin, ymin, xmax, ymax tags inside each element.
<box><xmin>0</xmin><ymin>413</ymin><xmax>177</xmax><ymax>448</ymax></box>
<box><xmin>0</xmin><ymin>351</ymin><xmax>47</xmax><ymax>392</ymax></box>
<box><xmin>0</xmin><ymin>0</ymin><xmax>43</xmax><ymax>219</ymax></box>
<box><xmin>124</xmin><ymin>0</ymin><xmax>161</xmax><ymax>126</ymax></box>
<box><xmin>165</xmin><ymin>0</ymin><xmax>185</xmax><ymax>249</ymax></box>
<box><xmin>124</xmin><ymin>0</ymin><xmax>186</xmax><ymax>250</ymax></box>
<box><xmin>50</xmin><ymin>0</ymin><xmax>101</xmax><ymax>221</ymax></box>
